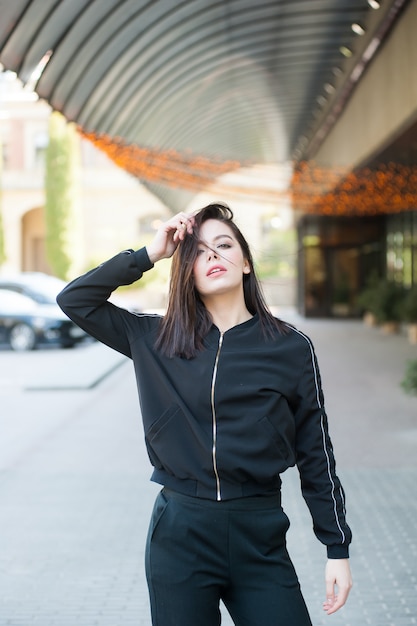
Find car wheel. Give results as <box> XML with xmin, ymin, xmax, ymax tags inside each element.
<box><xmin>9</xmin><ymin>323</ymin><xmax>37</xmax><ymax>351</ymax></box>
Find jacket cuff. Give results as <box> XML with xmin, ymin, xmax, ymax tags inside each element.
<box><xmin>133</xmin><ymin>247</ymin><xmax>154</xmax><ymax>273</ymax></box>
<box><xmin>327</xmin><ymin>544</ymin><xmax>350</xmax><ymax>559</ymax></box>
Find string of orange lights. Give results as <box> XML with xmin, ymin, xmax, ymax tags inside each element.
<box><xmin>80</xmin><ymin>129</ymin><xmax>242</xmax><ymax>191</ymax></box>
<box><xmin>81</xmin><ymin>129</ymin><xmax>417</xmax><ymax>216</ymax></box>
<box><xmin>292</xmin><ymin>162</ymin><xmax>417</xmax><ymax>216</ymax></box>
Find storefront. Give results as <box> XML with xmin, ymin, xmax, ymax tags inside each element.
<box><xmin>297</xmin><ymin>215</ymin><xmax>385</xmax><ymax>318</ymax></box>
<box><xmin>386</xmin><ymin>212</ymin><xmax>417</xmax><ymax>287</ymax></box>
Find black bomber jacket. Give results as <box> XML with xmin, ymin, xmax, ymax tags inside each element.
<box><xmin>57</xmin><ymin>247</ymin><xmax>352</xmax><ymax>559</ymax></box>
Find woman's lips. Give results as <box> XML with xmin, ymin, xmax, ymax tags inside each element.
<box><xmin>207</xmin><ymin>265</ymin><xmax>226</xmax><ymax>276</ymax></box>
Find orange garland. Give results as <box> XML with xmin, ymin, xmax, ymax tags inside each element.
<box><xmin>79</xmin><ymin>129</ymin><xmax>243</xmax><ymax>191</ymax></box>
<box><xmin>292</xmin><ymin>161</ymin><xmax>417</xmax><ymax>216</ymax></box>
<box><xmin>80</xmin><ymin>129</ymin><xmax>417</xmax><ymax>215</ymax></box>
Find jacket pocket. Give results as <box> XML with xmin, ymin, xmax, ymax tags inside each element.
<box><xmin>260</xmin><ymin>415</ymin><xmax>294</xmax><ymax>462</ymax></box>
<box><xmin>145</xmin><ymin>404</ymin><xmax>211</xmax><ymax>479</ymax></box>
<box><xmin>218</xmin><ymin>397</ymin><xmax>296</xmax><ymax>485</ymax></box>
<box><xmin>261</xmin><ymin>393</ymin><xmax>296</xmax><ymax>464</ymax></box>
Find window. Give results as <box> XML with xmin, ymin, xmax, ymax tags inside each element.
<box><xmin>33</xmin><ymin>130</ymin><xmax>48</xmax><ymax>168</ymax></box>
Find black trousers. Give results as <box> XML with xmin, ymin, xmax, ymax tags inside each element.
<box><xmin>145</xmin><ymin>488</ymin><xmax>312</xmax><ymax>626</ymax></box>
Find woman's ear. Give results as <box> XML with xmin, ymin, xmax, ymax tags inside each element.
<box><xmin>243</xmin><ymin>260</ymin><xmax>251</xmax><ymax>274</ymax></box>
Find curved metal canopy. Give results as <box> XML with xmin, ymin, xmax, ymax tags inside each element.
<box><xmin>0</xmin><ymin>0</ymin><xmax>405</xmax><ymax>209</ymax></box>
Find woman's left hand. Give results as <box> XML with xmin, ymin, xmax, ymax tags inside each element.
<box><xmin>323</xmin><ymin>558</ymin><xmax>352</xmax><ymax>615</ymax></box>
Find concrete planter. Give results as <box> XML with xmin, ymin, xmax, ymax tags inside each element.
<box><xmin>407</xmin><ymin>323</ymin><xmax>417</xmax><ymax>345</ymax></box>
<box><xmin>363</xmin><ymin>312</ymin><xmax>378</xmax><ymax>327</ymax></box>
<box><xmin>363</xmin><ymin>311</ymin><xmax>378</xmax><ymax>326</ymax></box>
<box><xmin>380</xmin><ymin>321</ymin><xmax>400</xmax><ymax>334</ymax></box>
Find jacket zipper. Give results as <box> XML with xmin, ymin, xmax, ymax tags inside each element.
<box><xmin>211</xmin><ymin>331</ymin><xmax>224</xmax><ymax>501</ymax></box>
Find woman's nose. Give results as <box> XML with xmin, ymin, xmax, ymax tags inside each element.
<box><xmin>207</xmin><ymin>248</ymin><xmax>218</xmax><ymax>260</ymax></box>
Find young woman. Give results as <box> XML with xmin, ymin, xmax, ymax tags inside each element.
<box><xmin>57</xmin><ymin>202</ymin><xmax>352</xmax><ymax>626</ymax></box>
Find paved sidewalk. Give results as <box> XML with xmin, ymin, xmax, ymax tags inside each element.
<box><xmin>0</xmin><ymin>315</ymin><xmax>416</xmax><ymax>625</ymax></box>
<box><xmin>0</xmin><ymin>341</ymin><xmax>127</xmax><ymax>391</ymax></box>
<box><xmin>279</xmin><ymin>312</ymin><xmax>417</xmax><ymax>626</ymax></box>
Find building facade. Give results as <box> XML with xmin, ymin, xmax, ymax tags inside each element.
<box><xmin>0</xmin><ymin>72</ymin><xmax>168</xmax><ymax>280</ymax></box>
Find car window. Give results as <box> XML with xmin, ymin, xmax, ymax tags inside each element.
<box><xmin>0</xmin><ymin>289</ymin><xmax>37</xmax><ymax>311</ymax></box>
<box><xmin>0</xmin><ymin>274</ymin><xmax>66</xmax><ymax>305</ymax></box>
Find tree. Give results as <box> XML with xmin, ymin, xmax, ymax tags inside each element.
<box><xmin>45</xmin><ymin>111</ymin><xmax>80</xmax><ymax>279</ymax></box>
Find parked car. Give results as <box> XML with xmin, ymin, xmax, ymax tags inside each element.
<box><xmin>0</xmin><ymin>272</ymin><xmax>68</xmax><ymax>305</ymax></box>
<box><xmin>0</xmin><ymin>273</ymin><xmax>88</xmax><ymax>350</ymax></box>
<box><xmin>0</xmin><ymin>271</ymin><xmax>142</xmax><ymax>312</ymax></box>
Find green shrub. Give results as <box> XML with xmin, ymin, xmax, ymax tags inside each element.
<box><xmin>358</xmin><ymin>278</ymin><xmax>404</xmax><ymax>323</ymax></box>
<box><xmin>401</xmin><ymin>359</ymin><xmax>417</xmax><ymax>396</ymax></box>
<box><xmin>45</xmin><ymin>112</ymin><xmax>79</xmax><ymax>280</ymax></box>
<box><xmin>374</xmin><ymin>281</ymin><xmax>405</xmax><ymax>323</ymax></box>
<box><xmin>400</xmin><ymin>286</ymin><xmax>417</xmax><ymax>323</ymax></box>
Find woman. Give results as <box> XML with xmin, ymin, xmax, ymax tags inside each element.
<box><xmin>57</xmin><ymin>202</ymin><xmax>352</xmax><ymax>626</ymax></box>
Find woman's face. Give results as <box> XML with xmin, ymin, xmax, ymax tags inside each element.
<box><xmin>192</xmin><ymin>219</ymin><xmax>250</xmax><ymax>299</ymax></box>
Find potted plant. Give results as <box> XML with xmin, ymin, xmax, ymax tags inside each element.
<box><xmin>373</xmin><ymin>280</ymin><xmax>405</xmax><ymax>333</ymax></box>
<box><xmin>401</xmin><ymin>359</ymin><xmax>417</xmax><ymax>396</ymax></box>
<box><xmin>332</xmin><ymin>275</ymin><xmax>351</xmax><ymax>317</ymax></box>
<box><xmin>357</xmin><ymin>275</ymin><xmax>380</xmax><ymax>326</ymax></box>
<box><xmin>400</xmin><ymin>286</ymin><xmax>417</xmax><ymax>344</ymax></box>
<box><xmin>358</xmin><ymin>279</ymin><xmax>404</xmax><ymax>333</ymax></box>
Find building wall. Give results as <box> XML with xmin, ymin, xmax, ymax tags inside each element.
<box><xmin>296</xmin><ymin>2</ymin><xmax>417</xmax><ymax>308</ymax></box>
<box><xmin>0</xmin><ymin>73</ymin><xmax>169</xmax><ymax>279</ymax></box>
<box><xmin>311</xmin><ymin>0</ymin><xmax>417</xmax><ymax>168</ymax></box>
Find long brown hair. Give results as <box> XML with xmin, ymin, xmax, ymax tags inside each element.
<box><xmin>155</xmin><ymin>202</ymin><xmax>287</xmax><ymax>358</ymax></box>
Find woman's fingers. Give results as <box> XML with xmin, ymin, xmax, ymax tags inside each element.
<box><xmin>323</xmin><ymin>559</ymin><xmax>352</xmax><ymax>615</ymax></box>
<box><xmin>147</xmin><ymin>213</ymin><xmax>194</xmax><ymax>262</ymax></box>
<box><xmin>174</xmin><ymin>213</ymin><xmax>194</xmax><ymax>237</ymax></box>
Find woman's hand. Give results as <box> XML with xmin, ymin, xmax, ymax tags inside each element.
<box><xmin>323</xmin><ymin>558</ymin><xmax>352</xmax><ymax>615</ymax></box>
<box><xmin>146</xmin><ymin>213</ymin><xmax>195</xmax><ymax>264</ymax></box>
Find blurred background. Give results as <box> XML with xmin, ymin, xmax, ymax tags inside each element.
<box><xmin>0</xmin><ymin>0</ymin><xmax>416</xmax><ymax>323</ymax></box>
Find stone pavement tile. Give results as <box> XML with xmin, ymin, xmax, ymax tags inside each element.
<box><xmin>281</xmin><ymin>466</ymin><xmax>417</xmax><ymax>626</ymax></box>
<box><xmin>2</xmin><ymin>463</ymin><xmax>415</xmax><ymax>624</ymax></box>
<box><xmin>0</xmin><ymin>341</ymin><xmax>126</xmax><ymax>391</ymax></box>
<box><xmin>0</xmin><ymin>365</ymin><xmax>152</xmax><ymax>625</ymax></box>
<box><xmin>291</xmin><ymin>317</ymin><xmax>417</xmax><ymax>469</ymax></box>
<box><xmin>1</xmin><ymin>320</ymin><xmax>417</xmax><ymax>625</ymax></box>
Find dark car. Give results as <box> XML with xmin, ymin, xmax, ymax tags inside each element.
<box><xmin>0</xmin><ymin>274</ymin><xmax>87</xmax><ymax>351</ymax></box>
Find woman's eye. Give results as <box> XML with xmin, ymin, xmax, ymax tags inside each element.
<box><xmin>218</xmin><ymin>243</ymin><xmax>231</xmax><ymax>249</ymax></box>
<box><xmin>196</xmin><ymin>248</ymin><xmax>205</xmax><ymax>256</ymax></box>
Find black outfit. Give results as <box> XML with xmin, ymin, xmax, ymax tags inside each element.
<box><xmin>57</xmin><ymin>247</ymin><xmax>351</xmax><ymax>626</ymax></box>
